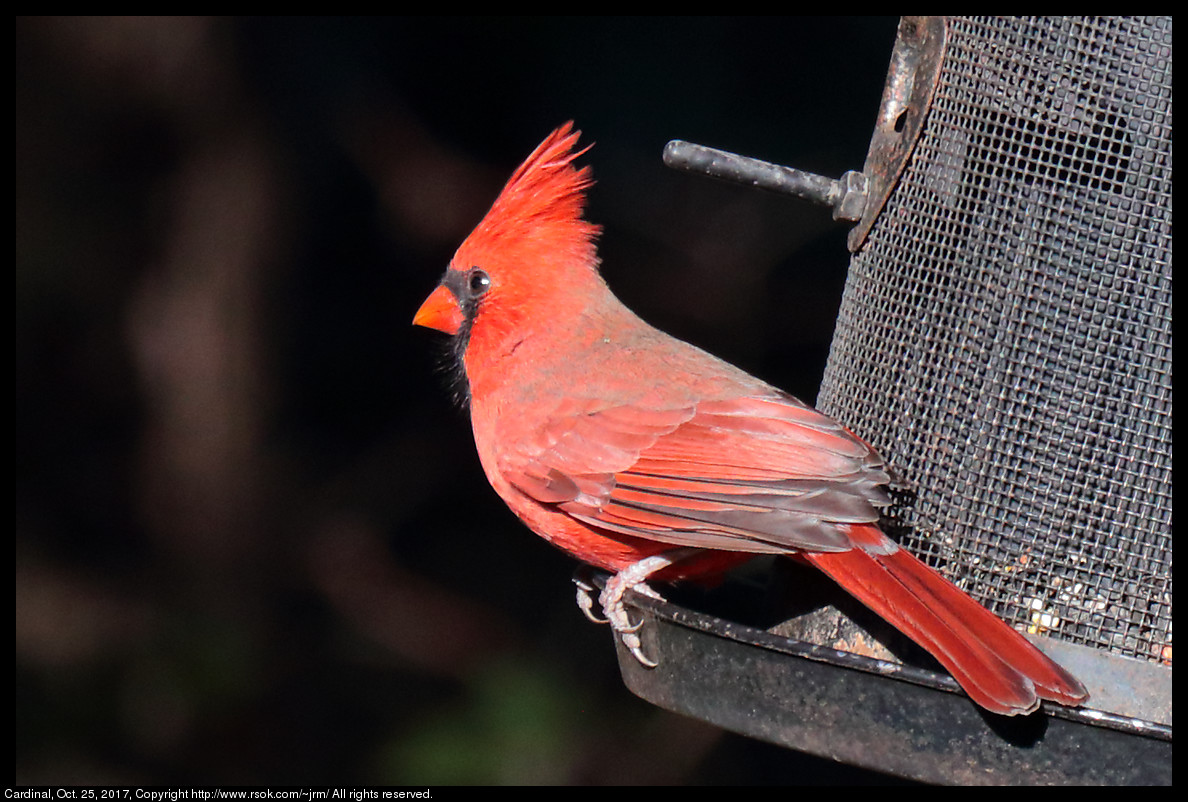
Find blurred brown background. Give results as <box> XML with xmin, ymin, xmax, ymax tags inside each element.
<box><xmin>15</xmin><ymin>16</ymin><xmax>901</xmax><ymax>784</ymax></box>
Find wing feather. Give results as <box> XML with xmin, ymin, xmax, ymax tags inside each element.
<box><xmin>498</xmin><ymin>391</ymin><xmax>890</xmax><ymax>554</ymax></box>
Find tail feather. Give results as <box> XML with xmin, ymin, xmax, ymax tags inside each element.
<box><xmin>804</xmin><ymin>527</ymin><xmax>1089</xmax><ymax>715</ymax></box>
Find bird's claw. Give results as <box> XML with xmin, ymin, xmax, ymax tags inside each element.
<box><xmin>574</xmin><ymin>578</ymin><xmax>608</xmax><ymax>624</ymax></box>
<box><xmin>600</xmin><ymin>582</ymin><xmax>659</xmax><ymax>667</ymax></box>
<box><xmin>619</xmin><ymin>630</ymin><xmax>658</xmax><ymax>668</ymax></box>
<box><xmin>573</xmin><ymin>550</ymin><xmax>697</xmax><ymax>669</ymax></box>
<box><xmin>578</xmin><ymin>574</ymin><xmax>652</xmax><ymax>667</ymax></box>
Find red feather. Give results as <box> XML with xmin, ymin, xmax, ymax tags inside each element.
<box><xmin>414</xmin><ymin>122</ymin><xmax>1089</xmax><ymax>716</ymax></box>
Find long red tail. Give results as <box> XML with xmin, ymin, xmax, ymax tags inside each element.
<box><xmin>803</xmin><ymin>524</ymin><xmax>1089</xmax><ymax>716</ymax></box>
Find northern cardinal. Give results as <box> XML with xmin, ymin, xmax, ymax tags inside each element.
<box><xmin>413</xmin><ymin>122</ymin><xmax>1088</xmax><ymax>716</ymax></box>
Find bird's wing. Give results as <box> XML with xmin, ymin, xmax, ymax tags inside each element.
<box><xmin>496</xmin><ymin>392</ymin><xmax>892</xmax><ymax>554</ymax></box>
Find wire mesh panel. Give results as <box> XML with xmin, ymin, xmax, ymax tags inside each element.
<box><xmin>817</xmin><ymin>17</ymin><xmax>1172</xmax><ymax>667</ymax></box>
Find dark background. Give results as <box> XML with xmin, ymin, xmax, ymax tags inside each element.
<box><xmin>16</xmin><ymin>16</ymin><xmax>902</xmax><ymax>785</ymax></box>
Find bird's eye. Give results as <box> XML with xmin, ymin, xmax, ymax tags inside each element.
<box><xmin>467</xmin><ymin>268</ymin><xmax>491</xmax><ymax>297</ymax></box>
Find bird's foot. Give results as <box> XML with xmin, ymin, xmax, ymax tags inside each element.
<box><xmin>577</xmin><ymin>549</ymin><xmax>698</xmax><ymax>668</ymax></box>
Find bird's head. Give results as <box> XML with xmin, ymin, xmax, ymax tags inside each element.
<box><xmin>414</xmin><ymin>122</ymin><xmax>604</xmax><ymax>347</ymax></box>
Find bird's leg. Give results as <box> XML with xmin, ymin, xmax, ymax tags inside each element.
<box><xmin>593</xmin><ymin>548</ymin><xmax>700</xmax><ymax>668</ymax></box>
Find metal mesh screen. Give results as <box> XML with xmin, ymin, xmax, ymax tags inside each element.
<box><xmin>817</xmin><ymin>16</ymin><xmax>1172</xmax><ymax>666</ymax></box>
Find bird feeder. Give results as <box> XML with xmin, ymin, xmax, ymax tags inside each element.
<box><xmin>589</xmin><ymin>16</ymin><xmax>1172</xmax><ymax>785</ymax></box>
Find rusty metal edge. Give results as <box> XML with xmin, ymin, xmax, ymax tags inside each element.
<box><xmin>847</xmin><ymin>15</ymin><xmax>948</xmax><ymax>253</ymax></box>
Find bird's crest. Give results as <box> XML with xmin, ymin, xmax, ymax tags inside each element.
<box><xmin>454</xmin><ymin>121</ymin><xmax>601</xmax><ymax>272</ymax></box>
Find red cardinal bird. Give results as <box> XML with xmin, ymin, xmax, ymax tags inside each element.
<box><xmin>413</xmin><ymin>122</ymin><xmax>1088</xmax><ymax>716</ymax></box>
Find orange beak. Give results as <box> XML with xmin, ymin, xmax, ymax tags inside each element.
<box><xmin>413</xmin><ymin>284</ymin><xmax>464</xmax><ymax>335</ymax></box>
